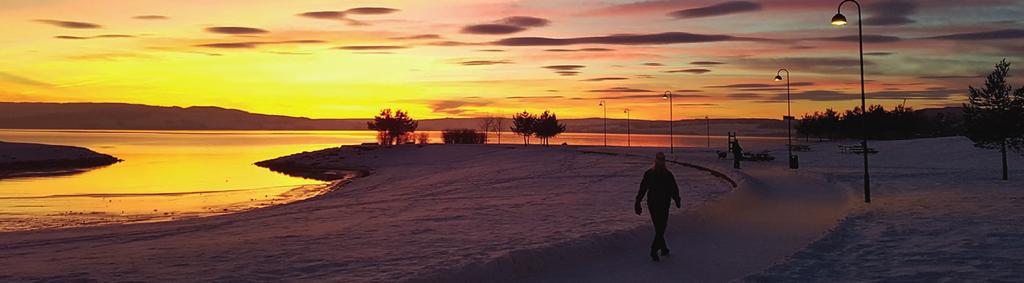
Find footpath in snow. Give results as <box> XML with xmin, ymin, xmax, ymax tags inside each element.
<box><xmin>492</xmin><ymin>162</ymin><xmax>853</xmax><ymax>282</ymax></box>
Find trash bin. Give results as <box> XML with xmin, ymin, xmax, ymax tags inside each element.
<box><xmin>789</xmin><ymin>155</ymin><xmax>799</xmax><ymax>169</ymax></box>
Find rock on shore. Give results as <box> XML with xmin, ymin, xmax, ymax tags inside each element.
<box><xmin>0</xmin><ymin>141</ymin><xmax>120</xmax><ymax>178</ymax></box>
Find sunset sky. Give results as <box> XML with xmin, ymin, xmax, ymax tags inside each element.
<box><xmin>1</xmin><ymin>0</ymin><xmax>1022</xmax><ymax>119</ymax></box>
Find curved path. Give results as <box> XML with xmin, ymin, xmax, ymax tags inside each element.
<box><xmin>514</xmin><ymin>162</ymin><xmax>854</xmax><ymax>282</ymax></box>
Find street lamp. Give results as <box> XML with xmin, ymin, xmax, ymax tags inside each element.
<box><xmin>624</xmin><ymin>108</ymin><xmax>631</xmax><ymax>147</ymax></box>
<box><xmin>662</xmin><ymin>91</ymin><xmax>673</xmax><ymax>153</ymax></box>
<box><xmin>833</xmin><ymin>0</ymin><xmax>871</xmax><ymax>203</ymax></box>
<box><xmin>775</xmin><ymin>69</ymin><xmax>798</xmax><ymax>169</ymax></box>
<box><xmin>706</xmin><ymin>115</ymin><xmax>711</xmax><ymax>148</ymax></box>
<box><xmin>598</xmin><ymin>100</ymin><xmax>607</xmax><ymax>147</ymax></box>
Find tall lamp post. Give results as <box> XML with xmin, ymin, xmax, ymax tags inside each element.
<box><xmin>775</xmin><ymin>69</ymin><xmax>798</xmax><ymax>169</ymax></box>
<box><xmin>598</xmin><ymin>100</ymin><xmax>607</xmax><ymax>147</ymax></box>
<box><xmin>662</xmin><ymin>91</ymin><xmax>674</xmax><ymax>153</ymax></box>
<box><xmin>706</xmin><ymin>115</ymin><xmax>711</xmax><ymax>148</ymax></box>
<box><xmin>833</xmin><ymin>0</ymin><xmax>870</xmax><ymax>203</ymax></box>
<box><xmin>624</xmin><ymin>108</ymin><xmax>631</xmax><ymax>147</ymax></box>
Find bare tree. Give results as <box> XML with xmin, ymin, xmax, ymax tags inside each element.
<box><xmin>479</xmin><ymin>116</ymin><xmax>496</xmax><ymax>144</ymax></box>
<box><xmin>493</xmin><ymin>117</ymin><xmax>505</xmax><ymax>144</ymax></box>
<box><xmin>417</xmin><ymin>132</ymin><xmax>430</xmax><ymax>144</ymax></box>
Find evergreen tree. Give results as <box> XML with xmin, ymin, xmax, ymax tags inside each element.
<box><xmin>821</xmin><ymin>108</ymin><xmax>841</xmax><ymax>140</ymax></box>
<box><xmin>367</xmin><ymin>109</ymin><xmax>418</xmax><ymax>145</ymax></box>
<box><xmin>510</xmin><ymin>111</ymin><xmax>537</xmax><ymax>146</ymax></box>
<box><xmin>963</xmin><ymin>59</ymin><xmax>1024</xmax><ymax>180</ymax></box>
<box><xmin>533</xmin><ymin>111</ymin><xmax>566</xmax><ymax>146</ymax></box>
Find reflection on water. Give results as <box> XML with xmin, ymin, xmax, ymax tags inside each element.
<box><xmin>0</xmin><ymin>130</ymin><xmax>379</xmax><ymax>231</ymax></box>
<box><xmin>0</xmin><ymin>130</ymin><xmax>784</xmax><ymax>231</ymax></box>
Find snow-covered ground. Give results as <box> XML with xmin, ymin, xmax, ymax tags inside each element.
<box><xmin>0</xmin><ymin>144</ymin><xmax>733</xmax><ymax>282</ymax></box>
<box><xmin>2</xmin><ymin>137</ymin><xmax>1018</xmax><ymax>282</ymax></box>
<box><xmin>746</xmin><ymin>136</ymin><xmax>1024</xmax><ymax>282</ymax></box>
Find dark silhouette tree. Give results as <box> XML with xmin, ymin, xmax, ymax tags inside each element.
<box><xmin>417</xmin><ymin>132</ymin><xmax>430</xmax><ymax>144</ymax></box>
<box><xmin>796</xmin><ymin>111</ymin><xmax>821</xmax><ymax>141</ymax></box>
<box><xmin>799</xmin><ymin>105</ymin><xmax>934</xmax><ymax>141</ymax></box>
<box><xmin>963</xmin><ymin>59</ymin><xmax>1024</xmax><ymax>180</ymax></box>
<box><xmin>797</xmin><ymin>108</ymin><xmax>842</xmax><ymax>141</ymax></box>
<box><xmin>533</xmin><ymin>110</ymin><xmax>566</xmax><ymax>146</ymax></box>
<box><xmin>821</xmin><ymin>108</ymin><xmax>841</xmax><ymax>140</ymax></box>
<box><xmin>367</xmin><ymin>109</ymin><xmax>418</xmax><ymax>145</ymax></box>
<box><xmin>510</xmin><ymin>111</ymin><xmax>536</xmax><ymax>146</ymax></box>
<box><xmin>441</xmin><ymin>129</ymin><xmax>486</xmax><ymax>144</ymax></box>
<box><xmin>891</xmin><ymin>103</ymin><xmax>917</xmax><ymax>139</ymax></box>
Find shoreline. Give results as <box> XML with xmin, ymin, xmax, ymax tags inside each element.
<box><xmin>0</xmin><ymin>128</ymin><xmax>793</xmax><ymax>139</ymax></box>
<box><xmin>0</xmin><ymin>178</ymin><xmax>353</xmax><ymax>233</ymax></box>
<box><xmin>0</xmin><ymin>154</ymin><xmax>365</xmax><ymax>232</ymax></box>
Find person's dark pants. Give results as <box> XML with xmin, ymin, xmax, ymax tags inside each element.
<box><xmin>648</xmin><ymin>204</ymin><xmax>669</xmax><ymax>253</ymax></box>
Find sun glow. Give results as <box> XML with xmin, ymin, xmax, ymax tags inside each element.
<box><xmin>0</xmin><ymin>0</ymin><xmax>1017</xmax><ymax>119</ymax></box>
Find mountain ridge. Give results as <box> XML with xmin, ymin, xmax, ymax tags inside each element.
<box><xmin>0</xmin><ymin>102</ymin><xmax>961</xmax><ymax>136</ymax></box>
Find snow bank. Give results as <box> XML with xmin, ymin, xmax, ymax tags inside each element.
<box><xmin>745</xmin><ymin>136</ymin><xmax>1024</xmax><ymax>281</ymax></box>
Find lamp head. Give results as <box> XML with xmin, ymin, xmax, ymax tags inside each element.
<box><xmin>662</xmin><ymin>92</ymin><xmax>670</xmax><ymax>99</ymax></box>
<box><xmin>831</xmin><ymin>13</ymin><xmax>848</xmax><ymax>26</ymax></box>
<box><xmin>774</xmin><ymin>75</ymin><xmax>784</xmax><ymax>82</ymax></box>
<box><xmin>599</xmin><ymin>101</ymin><xmax>604</xmax><ymax>106</ymax></box>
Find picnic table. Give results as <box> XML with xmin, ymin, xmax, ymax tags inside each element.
<box><xmin>838</xmin><ymin>144</ymin><xmax>879</xmax><ymax>154</ymax></box>
<box><xmin>742</xmin><ymin>152</ymin><xmax>776</xmax><ymax>162</ymax></box>
<box><xmin>789</xmin><ymin>144</ymin><xmax>812</xmax><ymax>152</ymax></box>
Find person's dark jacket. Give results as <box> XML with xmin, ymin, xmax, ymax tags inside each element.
<box><xmin>636</xmin><ymin>167</ymin><xmax>681</xmax><ymax>209</ymax></box>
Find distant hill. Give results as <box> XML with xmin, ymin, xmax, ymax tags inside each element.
<box><xmin>0</xmin><ymin>103</ymin><xmax>366</xmax><ymax>130</ymax></box>
<box><xmin>915</xmin><ymin>106</ymin><xmax>964</xmax><ymax>120</ymax></box>
<box><xmin>0</xmin><ymin>102</ymin><xmax>802</xmax><ymax>136</ymax></box>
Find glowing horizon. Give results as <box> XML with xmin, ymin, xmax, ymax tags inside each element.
<box><xmin>1</xmin><ymin>0</ymin><xmax>1021</xmax><ymax>120</ymax></box>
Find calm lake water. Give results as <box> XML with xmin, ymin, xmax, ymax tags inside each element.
<box><xmin>0</xmin><ymin>130</ymin><xmax>783</xmax><ymax>231</ymax></box>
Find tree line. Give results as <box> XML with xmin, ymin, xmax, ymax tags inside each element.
<box><xmin>796</xmin><ymin>59</ymin><xmax>1024</xmax><ymax>180</ymax></box>
<box><xmin>367</xmin><ymin>109</ymin><xmax>568</xmax><ymax>146</ymax></box>
<box><xmin>794</xmin><ymin>103</ymin><xmax>944</xmax><ymax>140</ymax></box>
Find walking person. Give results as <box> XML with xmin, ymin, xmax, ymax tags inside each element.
<box><xmin>634</xmin><ymin>152</ymin><xmax>681</xmax><ymax>262</ymax></box>
<box><xmin>732</xmin><ymin>138</ymin><xmax>743</xmax><ymax>169</ymax></box>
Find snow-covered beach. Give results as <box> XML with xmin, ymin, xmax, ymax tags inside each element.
<box><xmin>0</xmin><ymin>144</ymin><xmax>734</xmax><ymax>282</ymax></box>
<box><xmin>0</xmin><ymin>137</ymin><xmax>1021</xmax><ymax>282</ymax></box>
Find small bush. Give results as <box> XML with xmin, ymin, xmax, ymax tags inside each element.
<box><xmin>442</xmin><ymin>129</ymin><xmax>487</xmax><ymax>144</ymax></box>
